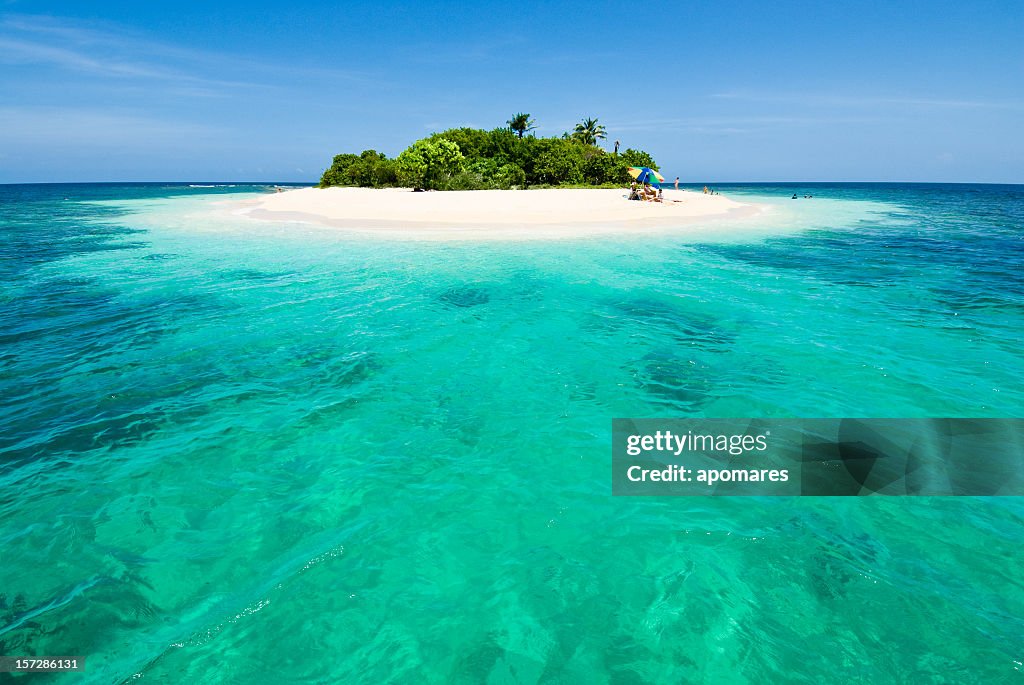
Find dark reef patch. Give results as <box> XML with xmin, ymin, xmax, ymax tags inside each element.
<box><xmin>438</xmin><ymin>286</ymin><xmax>491</xmax><ymax>308</ymax></box>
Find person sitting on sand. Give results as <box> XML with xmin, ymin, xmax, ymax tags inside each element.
<box><xmin>628</xmin><ymin>181</ymin><xmax>641</xmax><ymax>201</ymax></box>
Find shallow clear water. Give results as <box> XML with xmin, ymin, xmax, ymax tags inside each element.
<box><xmin>1</xmin><ymin>182</ymin><xmax>1022</xmax><ymax>683</ymax></box>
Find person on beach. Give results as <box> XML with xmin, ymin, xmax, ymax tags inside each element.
<box><xmin>674</xmin><ymin>177</ymin><xmax>680</xmax><ymax>190</ymax></box>
<box><xmin>703</xmin><ymin>185</ymin><xmax>709</xmax><ymax>194</ymax></box>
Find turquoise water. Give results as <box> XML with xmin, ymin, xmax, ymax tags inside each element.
<box><xmin>1</xmin><ymin>182</ymin><xmax>1022</xmax><ymax>683</ymax></box>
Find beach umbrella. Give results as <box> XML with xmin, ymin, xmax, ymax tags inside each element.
<box><xmin>628</xmin><ymin>166</ymin><xmax>666</xmax><ymax>187</ymax></box>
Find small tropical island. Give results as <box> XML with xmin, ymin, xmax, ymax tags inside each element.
<box><xmin>238</xmin><ymin>114</ymin><xmax>756</xmax><ymax>240</ymax></box>
<box><xmin>318</xmin><ymin>114</ymin><xmax>660</xmax><ymax>190</ymax></box>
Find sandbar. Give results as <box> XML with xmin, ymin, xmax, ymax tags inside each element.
<box><xmin>234</xmin><ymin>187</ymin><xmax>762</xmax><ymax>240</ymax></box>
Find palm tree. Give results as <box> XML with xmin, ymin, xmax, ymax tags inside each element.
<box><xmin>573</xmin><ymin>117</ymin><xmax>607</xmax><ymax>146</ymax></box>
<box><xmin>507</xmin><ymin>113</ymin><xmax>536</xmax><ymax>138</ymax></box>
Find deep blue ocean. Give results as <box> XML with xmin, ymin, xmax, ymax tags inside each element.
<box><xmin>1</xmin><ymin>182</ymin><xmax>1022</xmax><ymax>683</ymax></box>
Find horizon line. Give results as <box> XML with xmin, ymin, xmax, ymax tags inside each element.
<box><xmin>2</xmin><ymin>179</ymin><xmax>1023</xmax><ymax>187</ymax></box>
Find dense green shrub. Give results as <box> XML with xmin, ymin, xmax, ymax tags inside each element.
<box><xmin>436</xmin><ymin>159</ymin><xmax>527</xmax><ymax>190</ymax></box>
<box><xmin>395</xmin><ymin>139</ymin><xmax>465</xmax><ymax>190</ymax></box>
<box><xmin>493</xmin><ymin>163</ymin><xmax>526</xmax><ymax>189</ymax></box>
<box><xmin>534</xmin><ymin>149</ymin><xmax>582</xmax><ymax>185</ymax></box>
<box><xmin>620</xmin><ymin>148</ymin><xmax>658</xmax><ymax>171</ymax></box>
<box><xmin>582</xmin><ymin>151</ymin><xmax>629</xmax><ymax>185</ymax></box>
<box><xmin>318</xmin><ymin>150</ymin><xmax>397</xmax><ymax>188</ymax></box>
<box><xmin>428</xmin><ymin>128</ymin><xmax>492</xmax><ymax>160</ymax></box>
<box><xmin>318</xmin><ymin>119</ymin><xmax>658</xmax><ymax>190</ymax></box>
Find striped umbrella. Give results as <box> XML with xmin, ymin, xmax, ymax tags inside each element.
<box><xmin>627</xmin><ymin>166</ymin><xmax>666</xmax><ymax>187</ymax></box>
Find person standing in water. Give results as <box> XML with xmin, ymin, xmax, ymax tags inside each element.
<box><xmin>674</xmin><ymin>177</ymin><xmax>679</xmax><ymax>190</ymax></box>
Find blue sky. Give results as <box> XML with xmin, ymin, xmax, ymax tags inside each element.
<box><xmin>1</xmin><ymin>0</ymin><xmax>1022</xmax><ymax>183</ymax></box>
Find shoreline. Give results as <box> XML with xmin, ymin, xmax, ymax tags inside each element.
<box><xmin>232</xmin><ymin>187</ymin><xmax>765</xmax><ymax>240</ymax></box>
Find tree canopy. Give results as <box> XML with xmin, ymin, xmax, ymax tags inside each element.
<box><xmin>395</xmin><ymin>139</ymin><xmax>465</xmax><ymax>189</ymax></box>
<box><xmin>319</xmin><ymin>116</ymin><xmax>658</xmax><ymax>190</ymax></box>
<box><xmin>572</xmin><ymin>117</ymin><xmax>607</xmax><ymax>146</ymax></box>
<box><xmin>507</xmin><ymin>113</ymin><xmax>536</xmax><ymax>139</ymax></box>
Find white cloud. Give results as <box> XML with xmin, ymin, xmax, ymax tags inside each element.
<box><xmin>599</xmin><ymin>115</ymin><xmax>882</xmax><ymax>135</ymax></box>
<box><xmin>0</xmin><ymin>13</ymin><xmax>369</xmax><ymax>93</ymax></box>
<box><xmin>708</xmin><ymin>90</ymin><xmax>1024</xmax><ymax>110</ymax></box>
<box><xmin>0</xmin><ymin>105</ymin><xmax>223</xmax><ymax>148</ymax></box>
<box><xmin>0</xmin><ymin>36</ymin><xmax>197</xmax><ymax>80</ymax></box>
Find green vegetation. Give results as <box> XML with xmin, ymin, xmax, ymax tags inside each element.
<box><xmin>394</xmin><ymin>139</ymin><xmax>464</xmax><ymax>190</ymax></box>
<box><xmin>572</xmin><ymin>117</ymin><xmax>607</xmax><ymax>146</ymax></box>
<box><xmin>506</xmin><ymin>112</ymin><xmax>536</xmax><ymax>139</ymax></box>
<box><xmin>319</xmin><ymin>115</ymin><xmax>659</xmax><ymax>191</ymax></box>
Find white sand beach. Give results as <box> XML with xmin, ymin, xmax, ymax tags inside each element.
<box><xmin>235</xmin><ymin>187</ymin><xmax>761</xmax><ymax>240</ymax></box>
